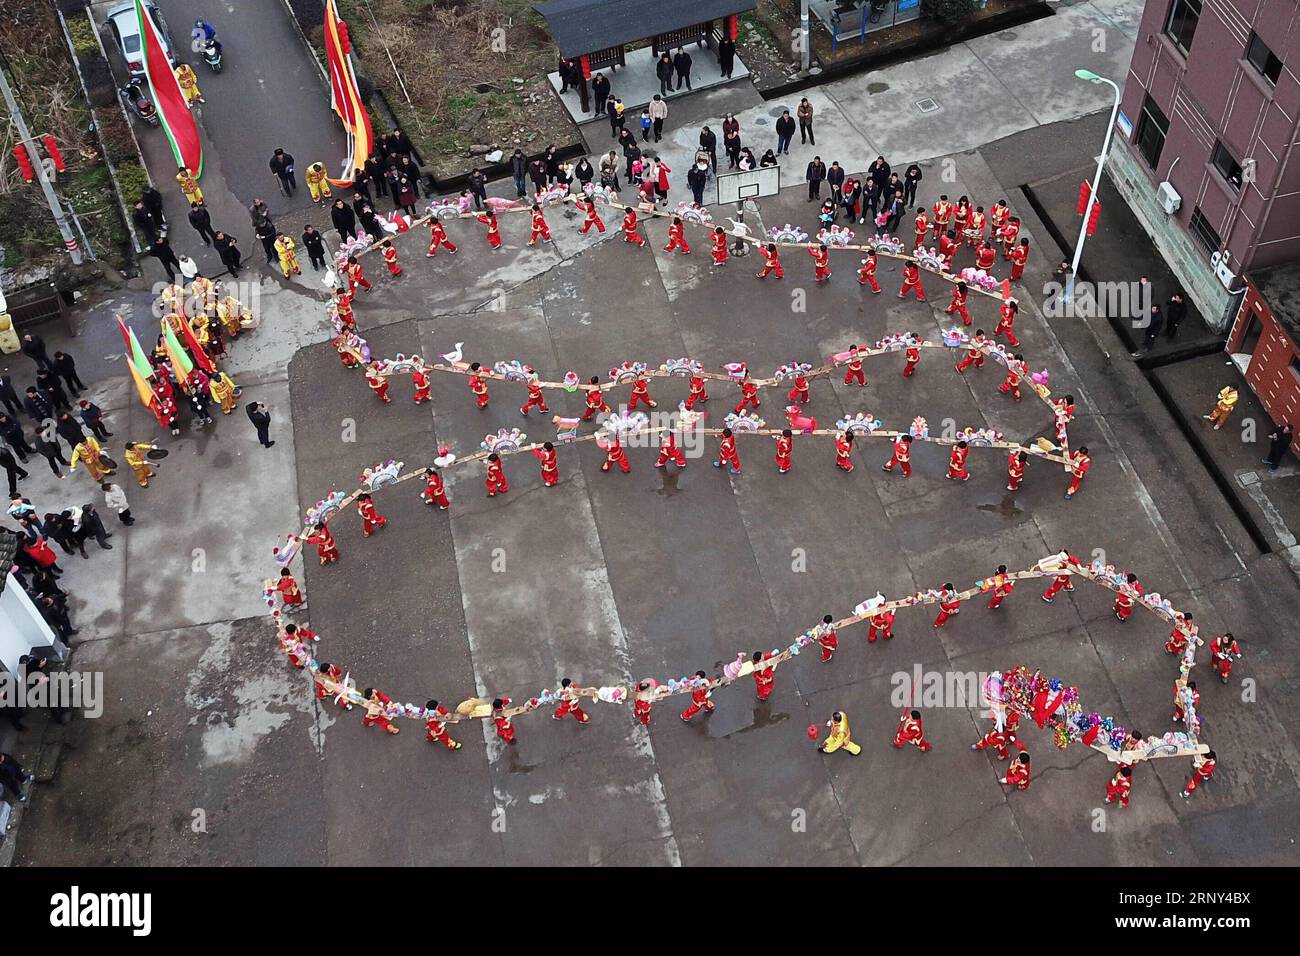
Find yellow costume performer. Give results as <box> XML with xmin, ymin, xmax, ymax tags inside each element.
<box><xmin>274</xmin><ymin>235</ymin><xmax>301</xmax><ymax>278</ymax></box>
<box><xmin>70</xmin><ymin>437</ymin><xmax>115</xmax><ymax>481</ymax></box>
<box><xmin>176</xmin><ymin>166</ymin><xmax>203</xmax><ymax>204</ymax></box>
<box><xmin>124</xmin><ymin>443</ymin><xmax>157</xmax><ymax>487</ymax></box>
<box><xmin>1204</xmin><ymin>386</ymin><xmax>1239</xmax><ymax>430</ymax></box>
<box><xmin>217</xmin><ymin>295</ymin><xmax>248</xmax><ymax>337</ymax></box>
<box><xmin>819</xmin><ymin>712</ymin><xmax>861</xmax><ymax>755</ymax></box>
<box><xmin>174</xmin><ymin>64</ymin><xmax>203</xmax><ymax>106</ymax></box>
<box><xmin>209</xmin><ymin>372</ymin><xmax>238</xmax><ymax>414</ymax></box>
<box><xmin>159</xmin><ymin>282</ymin><xmax>186</xmax><ymax>318</ymax></box>
<box><xmin>305</xmin><ymin>162</ymin><xmax>332</xmax><ymax>204</ymax></box>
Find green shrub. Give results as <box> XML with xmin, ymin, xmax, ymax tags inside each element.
<box><xmin>922</xmin><ymin>0</ymin><xmax>981</xmax><ymax>24</ymax></box>
<box><xmin>67</xmin><ymin>15</ymin><xmax>101</xmax><ymax>60</ymax></box>
<box><xmin>115</xmin><ymin>162</ymin><xmax>151</xmax><ymax>202</ymax></box>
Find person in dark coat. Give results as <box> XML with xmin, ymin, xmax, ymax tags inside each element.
<box><xmin>0</xmin><ymin>375</ymin><xmax>22</xmax><ymax>416</ymax></box>
<box><xmin>1138</xmin><ymin>304</ymin><xmax>1165</xmax><ymax>353</ymax></box>
<box><xmin>141</xmin><ymin>186</ymin><xmax>166</xmax><ymax>228</ymax></box>
<box><xmin>391</xmin><ymin>128</ymin><xmax>414</xmax><ymax>158</ymax></box>
<box><xmin>1265</xmin><ymin>423</ymin><xmax>1293</xmax><ymax>472</ymax></box>
<box><xmin>395</xmin><ymin>176</ymin><xmax>418</xmax><ymax>216</ymax></box>
<box><xmin>775</xmin><ymin>111</ymin><xmax>795</xmax><ymax>156</ymax></box>
<box><xmin>38</xmin><ymin>593</ymin><xmax>76</xmax><ymax>638</ymax></box>
<box><xmin>249</xmin><ymin>198</ymin><xmax>274</xmax><ymax>232</ymax></box>
<box><xmin>21</xmin><ymin>333</ymin><xmax>54</xmax><ymax>372</ymax></box>
<box><xmin>509</xmin><ymin>149</ymin><xmax>528</xmax><ymax>198</ymax></box>
<box><xmin>904</xmin><ymin>163</ymin><xmax>923</xmax><ymax>208</ymax></box>
<box><xmin>301</xmin><ymin>225</ymin><xmax>327</xmax><ymax>270</ymax></box>
<box><xmin>357</xmin><ymin>203</ymin><xmax>382</xmax><ymax>240</ymax></box>
<box><xmin>724</xmin><ymin>128</ymin><xmax>742</xmax><ymax>169</ymax></box>
<box><xmin>698</xmin><ymin>125</ymin><xmax>717</xmax><ymax>171</ymax></box>
<box><xmin>246</xmin><ymin>401</ymin><xmax>274</xmax><ymax>448</ymax></box>
<box><xmin>77</xmin><ymin>398</ymin><xmax>112</xmax><ymax>441</ymax></box>
<box><xmin>1165</xmin><ymin>292</ymin><xmax>1187</xmax><ymax>338</ymax></box>
<box><xmin>467</xmin><ymin>169</ymin><xmax>488</xmax><ymax>210</ymax></box>
<box><xmin>51</xmin><ymin>352</ymin><xmax>84</xmax><ymax>395</ymax></box>
<box><xmin>591</xmin><ymin>73</ymin><xmax>610</xmax><ymax>115</ymax></box>
<box><xmin>544</xmin><ymin>146</ymin><xmax>562</xmax><ymax>184</ymax></box>
<box><xmin>55</xmin><ymin>412</ymin><xmax>86</xmax><ymax>451</ymax></box>
<box><xmin>0</xmin><ymin>447</ymin><xmax>27</xmax><ymax>498</ymax></box>
<box><xmin>255</xmin><ymin>218</ymin><xmax>278</xmax><ymax>265</ymax></box>
<box><xmin>131</xmin><ymin>200</ymin><xmax>159</xmax><ymax>244</ymax></box>
<box><xmin>348</xmin><ymin>168</ymin><xmax>372</xmax><ymax>207</ymax></box>
<box><xmin>862</xmin><ymin>177</ymin><xmax>881</xmax><ymax>224</ymax></box>
<box><xmin>365</xmin><ymin>155</ymin><xmax>388</xmax><ymax>200</ymax></box>
<box><xmin>573</xmin><ymin>158</ymin><xmax>595</xmax><ymax>190</ymax></box>
<box><xmin>35</xmin><ymin>370</ymin><xmax>70</xmax><ymax>412</ymax></box>
<box><xmin>868</xmin><ymin>156</ymin><xmax>892</xmax><ymax>195</ymax></box>
<box><xmin>687</xmin><ymin>160</ymin><xmax>708</xmax><ymax>205</ymax></box>
<box><xmin>23</xmin><ymin>386</ymin><xmax>54</xmax><ymax>423</ymax></box>
<box><xmin>397</xmin><ymin>155</ymin><xmax>424</xmax><ymax>196</ymax></box>
<box><xmin>148</xmin><ymin>236</ymin><xmax>180</xmax><ymax>281</ymax></box>
<box><xmin>528</xmin><ymin>158</ymin><xmax>547</xmax><ymax>195</ymax></box>
<box><xmin>0</xmin><ymin>413</ymin><xmax>32</xmax><ymax>460</ymax></box>
<box><xmin>77</xmin><ymin>503</ymin><xmax>113</xmax><ymax>551</ymax></box>
<box><xmin>805</xmin><ymin>157</ymin><xmax>826</xmax><ymax>201</ymax></box>
<box><xmin>717</xmin><ymin>36</ymin><xmax>736</xmax><ymax>78</ymax></box>
<box><xmin>33</xmin><ymin>435</ymin><xmax>67</xmax><ymax>477</ymax></box>
<box><xmin>213</xmin><ymin>231</ymin><xmax>242</xmax><ymax>277</ymax></box>
<box><xmin>331</xmin><ymin>200</ymin><xmax>357</xmax><ymax>242</ymax></box>
<box><xmin>655</xmin><ymin>53</ymin><xmax>674</xmax><ymax>96</ymax></box>
<box><xmin>269</xmin><ymin>148</ymin><xmax>297</xmax><ymax>195</ymax></box>
<box><xmin>827</xmin><ymin>161</ymin><xmax>845</xmax><ymax>209</ymax></box>
<box><xmin>188</xmin><ymin>202</ymin><xmax>217</xmax><ymax>245</ymax></box>
<box><xmin>46</xmin><ymin>511</ymin><xmax>80</xmax><ymax>557</ymax></box>
<box><xmin>673</xmin><ymin>47</ymin><xmax>692</xmax><ymax>90</ymax></box>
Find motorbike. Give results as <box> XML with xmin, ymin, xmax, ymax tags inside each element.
<box><xmin>202</xmin><ymin>38</ymin><xmax>223</xmax><ymax>73</ymax></box>
<box><xmin>119</xmin><ymin>79</ymin><xmax>159</xmax><ymax>127</ymax></box>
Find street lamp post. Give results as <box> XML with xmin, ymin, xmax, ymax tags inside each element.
<box><xmin>1065</xmin><ymin>68</ymin><xmax>1121</xmax><ymax>304</ymax></box>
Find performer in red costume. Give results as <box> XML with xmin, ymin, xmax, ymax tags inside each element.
<box><xmin>1173</xmin><ymin>680</ymin><xmax>1200</xmax><ymax>724</ymax></box>
<box><xmin>843</xmin><ymin>345</ymin><xmax>866</xmax><ymax>386</ymax></box>
<box><xmin>411</xmin><ymin>366</ymin><xmax>431</xmax><ymax>403</ymax></box>
<box><xmin>757</xmin><ymin>243</ymin><xmax>784</xmax><ymax>279</ymax></box>
<box><xmin>868</xmin><ymin>609</ymin><xmax>895</xmax><ymax>642</ymax></box>
<box><xmin>427</xmin><ymin>217</ymin><xmax>458</xmax><ymax>256</ymax></box>
<box><xmin>424</xmin><ymin>699</ymin><xmax>463</xmax><ymax>750</ymax></box>
<box><xmin>578</xmin><ymin>198</ymin><xmax>605</xmax><ymax>234</ymax></box>
<box><xmin>809</xmin><ymin>243</ymin><xmax>831</xmax><ymax>282</ymax></box>
<box><xmin>527</xmin><ymin>204</ymin><xmax>553</xmax><ymax>245</ymax></box>
<box><xmin>1113</xmin><ymin>573</ymin><xmax>1142</xmax><ymax>620</ymax></box>
<box><xmin>1001</xmin><ymin>752</ymin><xmax>1031</xmax><ymax>790</ymax></box>
<box><xmin>477</xmin><ymin>210</ymin><xmax>502</xmax><ymax>248</ymax></box>
<box><xmin>955</xmin><ymin>330</ymin><xmax>988</xmax><ymax>373</ymax></box>
<box><xmin>684</xmin><ymin>374</ymin><xmax>709</xmax><ymax>409</ymax></box>
<box><xmin>346</xmin><ymin>256</ymin><xmax>372</xmax><ymax>292</ymax></box>
<box><xmin>655</xmin><ymin>430</ymin><xmax>686</xmax><ymax>469</ymax></box>
<box><xmin>362</xmin><ymin>688</ymin><xmax>399</xmax><ymax>734</ymax></box>
<box><xmin>633</xmin><ymin>682</ymin><xmax>654</xmax><ymax>725</ymax></box>
<box><xmin>421</xmin><ymin>469</ymin><xmax>450</xmax><ymax>509</ymax></box>
<box><xmin>1065</xmin><ymin>447</ymin><xmax>1090</xmax><ymax>499</ymax></box>
<box><xmin>946</xmin><ymin>440</ymin><xmax>970</xmax><ymax>481</ymax></box>
<box><xmin>493</xmin><ymin>697</ymin><xmax>516</xmax><ymax>744</ymax></box>
<box><xmin>898</xmin><ymin>261</ymin><xmax>926</xmax><ymax>301</ymax></box>
<box><xmin>1007</xmin><ymin>450</ymin><xmax>1027</xmax><ymax>491</ymax></box>
<box><xmin>903</xmin><ymin>344</ymin><xmax>921</xmax><ymax>377</ymax></box>
<box><xmin>679</xmin><ymin>671</ymin><xmax>715</xmax><ymax>721</ymax></box>
<box><xmin>1210</xmin><ymin>633</ymin><xmax>1241</xmax><ymax>683</ymax></box>
<box><xmin>382</xmin><ymin>240</ymin><xmax>402</xmax><ymax>277</ymax></box>
<box><xmin>710</xmin><ymin>226</ymin><xmax>728</xmax><ymax>266</ymax></box>
<box><xmin>933</xmin><ymin>583</ymin><xmax>961</xmax><ymax>628</ymax></box>
<box><xmin>1009</xmin><ymin>237</ymin><xmax>1029</xmax><ymax>281</ymax></box>
<box><xmin>733</xmin><ymin>375</ymin><xmax>760</xmax><ymax>414</ymax></box>
<box><xmin>1000</xmin><ymin>216</ymin><xmax>1020</xmax><ymax>259</ymax></box>
<box><xmin>986</xmin><ymin>564</ymin><xmax>1015</xmax><ymax>609</ymax></box>
<box><xmin>600</xmin><ymin>434</ymin><xmax>631</xmax><ymax>474</ymax></box>
<box><xmin>913</xmin><ymin>207</ymin><xmax>929</xmax><ymax>249</ymax></box>
<box><xmin>946</xmin><ymin>281</ymin><xmax>971</xmax><ymax>325</ymax></box>
<box><xmin>275</xmin><ymin>568</ymin><xmax>304</xmax><ymax>607</ymax></box>
<box><xmin>932</xmin><ymin>194</ymin><xmax>952</xmax><ymax>240</ymax></box>
<box><xmin>893</xmin><ymin>709</ymin><xmax>932</xmax><ymax>751</ymax></box>
<box><xmin>1181</xmin><ymin>751</ymin><xmax>1216</xmax><ymax>798</ymax></box>
<box><xmin>302</xmin><ymin>523</ymin><xmax>340</xmax><ymax>564</ymax></box>
<box><xmin>835</xmin><ymin>431</ymin><xmax>855</xmax><ymax>472</ymax></box>
<box><xmin>775</xmin><ymin>428</ymin><xmax>793</xmax><ymax>473</ymax></box>
<box><xmin>817</xmin><ymin>614</ymin><xmax>838</xmax><ymax>662</ymax></box>
<box><xmin>533</xmin><ymin>441</ymin><xmax>560</xmax><ymax>486</ymax></box>
<box><xmin>882</xmin><ymin>434</ymin><xmax>912</xmax><ymax>476</ymax></box>
<box><xmin>1041</xmin><ymin>552</ymin><xmax>1081</xmax><ymax>602</ymax></box>
<box><xmin>994</xmin><ymin>300</ymin><xmax>1021</xmax><ymax>348</ymax></box>
<box><xmin>663</xmin><ymin>216</ymin><xmax>691</xmax><ymax>254</ymax></box>
<box><xmin>628</xmin><ymin>373</ymin><xmax>657</xmax><ymax>410</ymax></box>
<box><xmin>365</xmin><ymin>366</ymin><xmax>391</xmax><ymax>404</ymax></box>
<box><xmin>520</xmin><ymin>377</ymin><xmax>549</xmax><ymax>416</ymax></box>
<box><xmin>468</xmin><ymin>362</ymin><xmax>490</xmax><ymax>408</ymax></box>
<box><xmin>581</xmin><ymin>376</ymin><xmax>610</xmax><ymax>421</ymax></box>
<box><xmin>552</xmin><ymin>678</ymin><xmax>591</xmax><ymax>723</ymax></box>
<box><xmin>621</xmin><ymin>208</ymin><xmax>645</xmax><ymax>247</ymax></box>
<box><xmin>313</xmin><ymin>661</ymin><xmax>349</xmax><ymax>706</ymax></box>
<box><xmin>485</xmin><ymin>453</ymin><xmax>509</xmax><ymax>497</ymax></box>
<box><xmin>998</xmin><ymin>356</ymin><xmax>1024</xmax><ymax>401</ymax></box>
<box><xmin>752</xmin><ymin>651</ymin><xmax>776</xmax><ymax>701</ymax></box>
<box><xmin>972</xmin><ymin>710</ymin><xmax>1026</xmax><ymax>760</ymax></box>
<box><xmin>1105</xmin><ymin>765</ymin><xmax>1133</xmax><ymax>808</ymax></box>
<box><xmin>786</xmin><ymin>371</ymin><xmax>811</xmax><ymax>404</ymax></box>
<box><xmin>857</xmin><ymin>252</ymin><xmax>880</xmax><ymax>292</ymax></box>
<box><xmin>357</xmin><ymin>493</ymin><xmax>386</xmax><ymax>536</ymax></box>
<box><xmin>713</xmin><ymin>428</ymin><xmax>741</xmax><ymax>474</ymax></box>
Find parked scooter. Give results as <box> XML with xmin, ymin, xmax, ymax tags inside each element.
<box><xmin>119</xmin><ymin>79</ymin><xmax>159</xmax><ymax>126</ymax></box>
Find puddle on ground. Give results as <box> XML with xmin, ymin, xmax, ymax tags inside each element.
<box><xmin>655</xmin><ymin>471</ymin><xmax>683</xmax><ymax>497</ymax></box>
<box><xmin>866</xmin><ymin>82</ymin><xmax>889</xmax><ymax>94</ymax></box>
<box><xmin>977</xmin><ymin>496</ymin><xmax>1026</xmax><ymax>519</ymax></box>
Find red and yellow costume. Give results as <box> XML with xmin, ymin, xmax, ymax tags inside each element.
<box><xmin>382</xmin><ymin>244</ymin><xmax>401</xmax><ymax>277</ymax></box>
<box><xmin>411</xmin><ymin>367</ymin><xmax>431</xmax><ymax>403</ymax></box>
<box><xmin>843</xmin><ymin>349</ymin><xmax>866</xmax><ymax>386</ymax></box>
<box><xmin>421</xmin><ymin>472</ymin><xmax>450</xmax><ymax>509</ymax></box>
<box><xmin>986</xmin><ymin>571</ymin><xmax>1015</xmax><ymax>609</ymax></box>
<box><xmin>520</xmin><ymin>379</ymin><xmax>549</xmax><ymax>415</ymax></box>
<box><xmin>752</xmin><ymin>653</ymin><xmax>776</xmax><ymax>701</ymax></box>
<box><xmin>1066</xmin><ymin>450</ymin><xmax>1090</xmax><ymax>498</ymax></box>
<box><xmin>680</xmin><ymin>682</ymin><xmax>714</xmax><ymax>721</ymax></box>
<box><xmin>363</xmin><ymin>690</ymin><xmax>399</xmax><ymax>734</ymax></box>
<box><xmin>528</xmin><ymin>209</ymin><xmax>552</xmax><ymax>245</ymax></box>
<box><xmin>1007</xmin><ymin>451</ymin><xmax>1025</xmax><ymax>491</ymax></box>
<box><xmin>834</xmin><ymin>434</ymin><xmax>854</xmax><ymax>472</ymax></box>
<box><xmin>882</xmin><ymin>436</ymin><xmax>912</xmax><ymax>477</ymax></box>
<box><xmin>1105</xmin><ymin>769</ymin><xmax>1132</xmax><ymax>808</ymax></box>
<box><xmin>994</xmin><ymin>302</ymin><xmax>1020</xmax><ymax>348</ymax></box>
<box><xmin>553</xmin><ymin>683</ymin><xmax>591</xmax><ymax>723</ymax></box>
<box><xmin>428</xmin><ymin>221</ymin><xmax>457</xmax><ymax>256</ymax></box>
<box><xmin>913</xmin><ymin>210</ymin><xmax>929</xmax><ymax>249</ymax></box>
<box><xmin>1183</xmin><ymin>754</ymin><xmax>1216</xmax><ymax>795</ymax></box>
<box><xmin>817</xmin><ymin>625</ymin><xmax>838</xmax><ymax>663</ymax></box>
<box><xmin>733</xmin><ymin>379</ymin><xmax>760</xmax><ymax>414</ymax></box>
<box><xmin>469</xmin><ymin>371</ymin><xmax>490</xmax><ymax>409</ymax></box>
<box><xmin>581</xmin><ymin>384</ymin><xmax>610</xmax><ymax>421</ymax></box>
<box><xmin>974</xmin><ymin>711</ymin><xmax>1025</xmax><ymax>760</ymax></box>
<box><xmin>303</xmin><ymin>525</ymin><xmax>340</xmax><ymax>564</ymax></box>
<box><xmin>931</xmin><ymin>198</ymin><xmax>951</xmax><ymax>239</ymax></box>
<box><xmin>494</xmin><ymin>699</ymin><xmax>516</xmax><ymax>743</ymax></box>
<box><xmin>276</xmin><ymin>573</ymin><xmax>304</xmax><ymax>607</ymax></box>
<box><xmin>533</xmin><ymin>445</ymin><xmax>560</xmax><ymax>486</ymax></box>
<box><xmin>899</xmin><ymin>262</ymin><xmax>925</xmax><ymax>301</ymax></box>
<box><xmin>946</xmin><ymin>444</ymin><xmax>969</xmax><ymax>481</ymax></box>
<box><xmin>684</xmin><ymin>374</ymin><xmax>709</xmax><ymax>409</ymax></box>
<box><xmin>664</xmin><ymin>220</ymin><xmax>690</xmax><ymax>254</ymax></box>
<box><xmin>715</xmin><ymin>433</ymin><xmax>740</xmax><ymax>472</ymax></box>
<box><xmin>358</xmin><ymin>498</ymin><xmax>387</xmax><ymax>536</ymax></box>
<box><xmin>486</xmin><ymin>458</ymin><xmax>509</xmax><ymax>496</ymax></box>
<box><xmin>628</xmin><ymin>374</ymin><xmax>657</xmax><ymax>410</ymax></box>
<box><xmin>365</xmin><ymin>367</ymin><xmax>391</xmax><ymax>403</ymax></box>
<box><xmin>425</xmin><ymin>704</ymin><xmax>461</xmax><ymax>750</ymax></box>
<box><xmin>579</xmin><ymin>200</ymin><xmax>605</xmax><ymax>234</ymax></box>
<box><xmin>857</xmin><ymin>254</ymin><xmax>879</xmax><ymax>291</ymax></box>
<box><xmin>946</xmin><ymin>285</ymin><xmax>970</xmax><ymax>325</ymax></box>
<box><xmin>955</xmin><ymin>334</ymin><xmax>987</xmax><ymax>373</ymax></box>
<box><xmin>757</xmin><ymin>246</ymin><xmax>784</xmax><ymax>279</ymax></box>
<box><xmin>656</xmin><ymin>431</ymin><xmax>686</xmax><ymax>469</ymax></box>
<box><xmin>774</xmin><ymin>433</ymin><xmax>793</xmax><ymax>473</ymax></box>
<box><xmin>1113</xmin><ymin>579</ymin><xmax>1143</xmax><ymax>620</ymax></box>
<box><xmin>868</xmin><ymin>610</ymin><xmax>895</xmax><ymax>642</ymax></box>
<box><xmin>1009</xmin><ymin>241</ymin><xmax>1029</xmax><ymax>281</ymax></box>
<box><xmin>477</xmin><ymin>213</ymin><xmax>502</xmax><ymax>248</ymax></box>
<box><xmin>786</xmin><ymin>373</ymin><xmax>810</xmax><ymax>404</ymax></box>
<box><xmin>347</xmin><ymin>260</ymin><xmax>372</xmax><ymax>292</ymax></box>
<box><xmin>600</xmin><ymin>436</ymin><xmax>631</xmax><ymax>473</ymax></box>
<box><xmin>933</xmin><ymin>589</ymin><xmax>961</xmax><ymax>628</ymax></box>
<box><xmin>1210</xmin><ymin>634</ymin><xmax>1241</xmax><ymax>682</ymax></box>
<box><xmin>903</xmin><ymin>346</ymin><xmax>920</xmax><ymax>377</ymax></box>
<box><xmin>621</xmin><ymin>209</ymin><xmax>645</xmax><ymax>246</ymax></box>
<box><xmin>809</xmin><ymin>245</ymin><xmax>831</xmax><ymax>281</ymax></box>
<box><xmin>893</xmin><ymin>711</ymin><xmax>932</xmax><ymax>751</ymax></box>
<box><xmin>711</xmin><ymin>231</ymin><xmax>728</xmax><ymax>266</ymax></box>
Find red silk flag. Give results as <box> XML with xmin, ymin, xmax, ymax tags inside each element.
<box><xmin>136</xmin><ymin>0</ymin><xmax>202</xmax><ymax>175</ymax></box>
<box><xmin>324</xmin><ymin>0</ymin><xmax>373</xmax><ymax>186</ymax></box>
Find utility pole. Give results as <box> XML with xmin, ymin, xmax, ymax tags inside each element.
<box><xmin>0</xmin><ymin>51</ymin><xmax>83</xmax><ymax>265</ymax></box>
<box><xmin>1064</xmin><ymin>69</ymin><xmax>1119</xmax><ymax>304</ymax></box>
<box><xmin>799</xmin><ymin>0</ymin><xmax>811</xmax><ymax>75</ymax></box>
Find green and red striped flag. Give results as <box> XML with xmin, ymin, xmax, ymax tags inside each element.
<box><xmin>117</xmin><ymin>314</ymin><xmax>156</xmax><ymax>405</ymax></box>
<box><xmin>136</xmin><ymin>0</ymin><xmax>203</xmax><ymax>176</ymax></box>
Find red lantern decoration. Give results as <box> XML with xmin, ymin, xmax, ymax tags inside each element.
<box><xmin>41</xmin><ymin>134</ymin><xmax>65</xmax><ymax>173</ymax></box>
<box><xmin>12</xmin><ymin>144</ymin><xmax>34</xmax><ymax>182</ymax></box>
<box><xmin>1075</xmin><ymin>180</ymin><xmax>1091</xmax><ymax>215</ymax></box>
<box><xmin>337</xmin><ymin>20</ymin><xmax>352</xmax><ymax>54</ymax></box>
<box><xmin>1086</xmin><ymin>200</ymin><xmax>1102</xmax><ymax>236</ymax></box>
<box><xmin>806</xmin><ymin>723</ymin><xmax>820</xmax><ymax>741</ymax></box>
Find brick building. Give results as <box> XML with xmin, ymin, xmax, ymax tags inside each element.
<box><xmin>1107</xmin><ymin>0</ymin><xmax>1300</xmax><ymax>331</ymax></box>
<box><xmin>1227</xmin><ymin>264</ymin><xmax>1300</xmax><ymax>427</ymax></box>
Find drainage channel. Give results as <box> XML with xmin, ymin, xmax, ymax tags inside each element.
<box><xmin>1020</xmin><ymin>182</ymin><xmax>1275</xmax><ymax>557</ymax></box>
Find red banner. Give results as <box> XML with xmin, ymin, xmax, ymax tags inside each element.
<box><xmin>136</xmin><ymin>0</ymin><xmax>202</xmax><ymax>175</ymax></box>
<box><xmin>325</xmin><ymin>0</ymin><xmax>373</xmax><ymax>185</ymax></box>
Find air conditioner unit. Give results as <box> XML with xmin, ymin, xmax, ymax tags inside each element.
<box><xmin>1157</xmin><ymin>181</ymin><xmax>1181</xmax><ymax>214</ymax></box>
<box><xmin>1210</xmin><ymin>251</ymin><xmax>1236</xmax><ymax>289</ymax></box>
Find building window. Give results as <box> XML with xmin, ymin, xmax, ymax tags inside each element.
<box><xmin>1164</xmin><ymin>0</ymin><xmax>1202</xmax><ymax>56</ymax></box>
<box><xmin>1188</xmin><ymin>207</ymin><xmax>1222</xmax><ymax>253</ymax></box>
<box><xmin>1211</xmin><ymin>141</ymin><xmax>1244</xmax><ymax>190</ymax></box>
<box><xmin>1246</xmin><ymin>34</ymin><xmax>1283</xmax><ymax>85</ymax></box>
<box><xmin>1135</xmin><ymin>95</ymin><xmax>1170</xmax><ymax>170</ymax></box>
